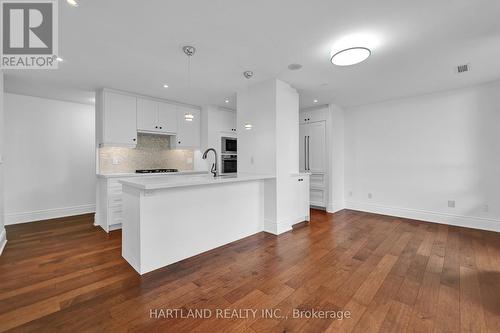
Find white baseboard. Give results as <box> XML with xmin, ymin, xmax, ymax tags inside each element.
<box><xmin>345</xmin><ymin>201</ymin><xmax>500</xmax><ymax>233</ymax></box>
<box><xmin>0</xmin><ymin>228</ymin><xmax>7</xmax><ymax>255</ymax></box>
<box><xmin>5</xmin><ymin>204</ymin><xmax>96</xmax><ymax>225</ymax></box>
<box><xmin>327</xmin><ymin>201</ymin><xmax>345</xmax><ymax>214</ymax></box>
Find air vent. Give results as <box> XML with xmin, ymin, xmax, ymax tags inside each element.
<box><xmin>456</xmin><ymin>63</ymin><xmax>470</xmax><ymax>74</ymax></box>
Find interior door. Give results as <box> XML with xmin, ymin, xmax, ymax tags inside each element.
<box><xmin>307</xmin><ymin>121</ymin><xmax>326</xmax><ymax>173</ymax></box>
<box><xmin>137</xmin><ymin>98</ymin><xmax>158</xmax><ymax>132</ymax></box>
<box><xmin>299</xmin><ymin>123</ymin><xmax>308</xmax><ymax>172</ymax></box>
<box><xmin>158</xmin><ymin>102</ymin><xmax>178</xmax><ymax>133</ymax></box>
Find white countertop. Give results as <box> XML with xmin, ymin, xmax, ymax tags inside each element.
<box><xmin>96</xmin><ymin>170</ymin><xmax>208</xmax><ymax>178</ymax></box>
<box><xmin>120</xmin><ymin>173</ymin><xmax>275</xmax><ymax>190</ymax></box>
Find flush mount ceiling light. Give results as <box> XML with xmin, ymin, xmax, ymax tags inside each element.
<box><xmin>224</xmin><ymin>98</ymin><xmax>230</xmax><ymax>103</ymax></box>
<box><xmin>163</xmin><ymin>84</ymin><xmax>169</xmax><ymax>88</ymax></box>
<box><xmin>313</xmin><ymin>99</ymin><xmax>318</xmax><ymax>103</ymax></box>
<box><xmin>66</xmin><ymin>0</ymin><xmax>79</xmax><ymax>7</ymax></box>
<box><xmin>244</xmin><ymin>124</ymin><xmax>253</xmax><ymax>130</ymax></box>
<box><xmin>330</xmin><ymin>47</ymin><xmax>371</xmax><ymax>66</ymax></box>
<box><xmin>184</xmin><ymin>113</ymin><xmax>194</xmax><ymax>122</ymax></box>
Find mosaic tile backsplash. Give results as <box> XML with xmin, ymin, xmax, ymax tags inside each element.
<box><xmin>99</xmin><ymin>133</ymin><xmax>195</xmax><ymax>174</ymax></box>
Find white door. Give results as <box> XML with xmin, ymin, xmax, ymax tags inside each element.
<box><xmin>175</xmin><ymin>107</ymin><xmax>200</xmax><ymax>148</ymax></box>
<box><xmin>299</xmin><ymin>123</ymin><xmax>308</xmax><ymax>172</ymax></box>
<box><xmin>158</xmin><ymin>102</ymin><xmax>178</xmax><ymax>133</ymax></box>
<box><xmin>307</xmin><ymin>121</ymin><xmax>326</xmax><ymax>173</ymax></box>
<box><xmin>103</xmin><ymin>92</ymin><xmax>137</xmax><ymax>145</ymax></box>
<box><xmin>137</xmin><ymin>98</ymin><xmax>158</xmax><ymax>132</ymax></box>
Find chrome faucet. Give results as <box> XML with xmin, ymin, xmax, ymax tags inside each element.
<box><xmin>202</xmin><ymin>148</ymin><xmax>219</xmax><ymax>177</ymax></box>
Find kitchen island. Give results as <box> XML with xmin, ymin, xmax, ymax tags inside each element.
<box><xmin>120</xmin><ymin>173</ymin><xmax>276</xmax><ymax>274</ymax></box>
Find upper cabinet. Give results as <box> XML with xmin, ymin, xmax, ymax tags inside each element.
<box><xmin>158</xmin><ymin>102</ymin><xmax>178</xmax><ymax>134</ymax></box>
<box><xmin>219</xmin><ymin>110</ymin><xmax>237</xmax><ymax>134</ymax></box>
<box><xmin>97</xmin><ymin>90</ymin><xmax>137</xmax><ymax>147</ymax></box>
<box><xmin>173</xmin><ymin>107</ymin><xmax>200</xmax><ymax>149</ymax></box>
<box><xmin>137</xmin><ymin>98</ymin><xmax>158</xmax><ymax>132</ymax></box>
<box><xmin>137</xmin><ymin>98</ymin><xmax>178</xmax><ymax>134</ymax></box>
<box><xmin>97</xmin><ymin>88</ymin><xmax>200</xmax><ymax>150</ymax></box>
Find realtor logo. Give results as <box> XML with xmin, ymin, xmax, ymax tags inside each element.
<box><xmin>1</xmin><ymin>0</ymin><xmax>58</xmax><ymax>69</ymax></box>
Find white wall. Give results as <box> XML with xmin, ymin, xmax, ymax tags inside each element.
<box><xmin>4</xmin><ymin>93</ymin><xmax>96</xmax><ymax>224</ymax></box>
<box><xmin>237</xmin><ymin>79</ymin><xmax>277</xmax><ymax>175</ymax></box>
<box><xmin>0</xmin><ymin>72</ymin><xmax>6</xmax><ymax>253</ymax></box>
<box><xmin>328</xmin><ymin>104</ymin><xmax>345</xmax><ymax>213</ymax></box>
<box><xmin>344</xmin><ymin>80</ymin><xmax>500</xmax><ymax>231</ymax></box>
<box><xmin>237</xmin><ymin>78</ymin><xmax>303</xmax><ymax>234</ymax></box>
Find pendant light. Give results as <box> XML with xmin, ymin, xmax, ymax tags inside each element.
<box><xmin>183</xmin><ymin>45</ymin><xmax>196</xmax><ymax>121</ymax></box>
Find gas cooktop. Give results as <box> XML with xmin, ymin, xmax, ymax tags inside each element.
<box><xmin>135</xmin><ymin>169</ymin><xmax>179</xmax><ymax>174</ymax></box>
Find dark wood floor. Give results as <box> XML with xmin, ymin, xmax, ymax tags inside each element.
<box><xmin>1</xmin><ymin>210</ymin><xmax>500</xmax><ymax>332</ymax></box>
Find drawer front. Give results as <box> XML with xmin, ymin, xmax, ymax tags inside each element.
<box><xmin>310</xmin><ymin>189</ymin><xmax>325</xmax><ymax>207</ymax></box>
<box><xmin>310</xmin><ymin>173</ymin><xmax>325</xmax><ymax>187</ymax></box>
<box><xmin>108</xmin><ymin>206</ymin><xmax>123</xmax><ymax>225</ymax></box>
<box><xmin>108</xmin><ymin>193</ymin><xmax>123</xmax><ymax>206</ymax></box>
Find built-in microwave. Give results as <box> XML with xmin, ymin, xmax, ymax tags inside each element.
<box><xmin>221</xmin><ymin>137</ymin><xmax>237</xmax><ymax>154</ymax></box>
<box><xmin>221</xmin><ymin>155</ymin><xmax>237</xmax><ymax>174</ymax></box>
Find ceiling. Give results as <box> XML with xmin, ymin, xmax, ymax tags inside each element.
<box><xmin>4</xmin><ymin>0</ymin><xmax>500</xmax><ymax>109</ymax></box>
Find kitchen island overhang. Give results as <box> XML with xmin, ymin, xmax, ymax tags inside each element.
<box><xmin>120</xmin><ymin>174</ymin><xmax>276</xmax><ymax>274</ymax></box>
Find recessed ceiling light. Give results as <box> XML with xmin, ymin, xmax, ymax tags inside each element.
<box><xmin>313</xmin><ymin>99</ymin><xmax>318</xmax><ymax>103</ymax></box>
<box><xmin>56</xmin><ymin>57</ymin><xmax>63</xmax><ymax>62</ymax></box>
<box><xmin>163</xmin><ymin>84</ymin><xmax>169</xmax><ymax>88</ymax></box>
<box><xmin>330</xmin><ymin>47</ymin><xmax>371</xmax><ymax>66</ymax></box>
<box><xmin>66</xmin><ymin>0</ymin><xmax>79</xmax><ymax>7</ymax></box>
<box><xmin>224</xmin><ymin>98</ymin><xmax>229</xmax><ymax>103</ymax></box>
<box><xmin>288</xmin><ymin>63</ymin><xmax>303</xmax><ymax>71</ymax></box>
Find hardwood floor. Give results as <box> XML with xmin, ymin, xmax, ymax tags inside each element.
<box><xmin>1</xmin><ymin>210</ymin><xmax>500</xmax><ymax>332</ymax></box>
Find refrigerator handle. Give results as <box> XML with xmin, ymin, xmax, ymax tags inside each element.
<box><xmin>304</xmin><ymin>136</ymin><xmax>307</xmax><ymax>170</ymax></box>
<box><xmin>307</xmin><ymin>135</ymin><xmax>311</xmax><ymax>171</ymax></box>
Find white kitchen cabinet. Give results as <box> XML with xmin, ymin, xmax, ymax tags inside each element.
<box><xmin>137</xmin><ymin>98</ymin><xmax>158</xmax><ymax>132</ymax></box>
<box><xmin>95</xmin><ymin>177</ymin><xmax>128</xmax><ymax>232</ymax></box>
<box><xmin>97</xmin><ymin>90</ymin><xmax>137</xmax><ymax>147</ymax></box>
<box><xmin>173</xmin><ymin>107</ymin><xmax>200</xmax><ymax>148</ymax></box>
<box><xmin>294</xmin><ymin>174</ymin><xmax>310</xmax><ymax>222</ymax></box>
<box><xmin>158</xmin><ymin>102</ymin><xmax>178</xmax><ymax>133</ymax></box>
<box><xmin>219</xmin><ymin>110</ymin><xmax>237</xmax><ymax>133</ymax></box>
<box><xmin>137</xmin><ymin>98</ymin><xmax>178</xmax><ymax>134</ymax></box>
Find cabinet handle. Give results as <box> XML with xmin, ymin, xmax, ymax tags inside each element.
<box><xmin>159</xmin><ymin>126</ymin><xmax>163</xmax><ymax>129</ymax></box>
<box><xmin>133</xmin><ymin>138</ymin><xmax>136</xmax><ymax>142</ymax></box>
<box><xmin>155</xmin><ymin>126</ymin><xmax>158</xmax><ymax>129</ymax></box>
<box><xmin>178</xmin><ymin>141</ymin><xmax>181</xmax><ymax>144</ymax></box>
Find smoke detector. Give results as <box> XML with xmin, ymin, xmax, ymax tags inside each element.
<box><xmin>456</xmin><ymin>63</ymin><xmax>470</xmax><ymax>74</ymax></box>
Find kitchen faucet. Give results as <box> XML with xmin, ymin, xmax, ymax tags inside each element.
<box><xmin>202</xmin><ymin>148</ymin><xmax>219</xmax><ymax>177</ymax></box>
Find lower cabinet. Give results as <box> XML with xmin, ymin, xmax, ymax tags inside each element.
<box><xmin>294</xmin><ymin>174</ymin><xmax>310</xmax><ymax>223</ymax></box>
<box><xmin>96</xmin><ymin>177</ymin><xmax>129</xmax><ymax>232</ymax></box>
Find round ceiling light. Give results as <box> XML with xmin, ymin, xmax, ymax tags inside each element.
<box><xmin>330</xmin><ymin>47</ymin><xmax>371</xmax><ymax>66</ymax></box>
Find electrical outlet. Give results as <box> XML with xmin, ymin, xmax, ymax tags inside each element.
<box><xmin>112</xmin><ymin>158</ymin><xmax>120</xmax><ymax>165</ymax></box>
<box><xmin>448</xmin><ymin>200</ymin><xmax>455</xmax><ymax>208</ymax></box>
<box><xmin>368</xmin><ymin>193</ymin><xmax>373</xmax><ymax>199</ymax></box>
